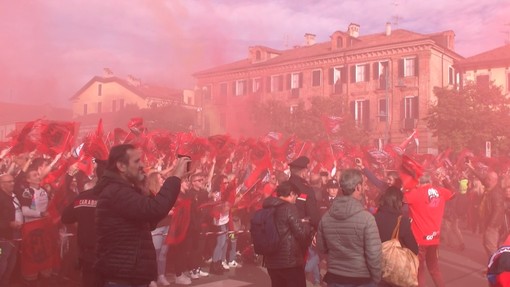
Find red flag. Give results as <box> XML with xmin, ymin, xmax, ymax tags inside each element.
<box><xmin>321</xmin><ymin>115</ymin><xmax>343</xmax><ymax>134</ymax></box>
<box><xmin>20</xmin><ymin>218</ymin><xmax>61</xmax><ymax>277</ymax></box>
<box><xmin>10</xmin><ymin>121</ymin><xmax>39</xmax><ymax>154</ymax></box>
<box><xmin>399</xmin><ymin>155</ymin><xmax>424</xmax><ymax>191</ymax></box>
<box><xmin>82</xmin><ymin>119</ymin><xmax>109</xmax><ymax>160</ymax></box>
<box><xmin>39</xmin><ymin>121</ymin><xmax>78</xmax><ymax>155</ymax></box>
<box><xmin>128</xmin><ymin>117</ymin><xmax>145</xmax><ymax>134</ymax></box>
<box><xmin>166</xmin><ymin>199</ymin><xmax>191</xmax><ymax>245</ymax></box>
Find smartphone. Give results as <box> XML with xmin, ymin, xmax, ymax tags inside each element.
<box><xmin>177</xmin><ymin>154</ymin><xmax>191</xmax><ymax>172</ymax></box>
<box><xmin>464</xmin><ymin>157</ymin><xmax>470</xmax><ymax>164</ymax></box>
<box><xmin>355</xmin><ymin>158</ymin><xmax>362</xmax><ymax>165</ymax></box>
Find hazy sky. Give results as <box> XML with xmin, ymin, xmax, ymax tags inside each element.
<box><xmin>1</xmin><ymin>0</ymin><xmax>509</xmax><ymax>108</ymax></box>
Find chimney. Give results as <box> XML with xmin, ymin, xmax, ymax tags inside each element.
<box><xmin>103</xmin><ymin>68</ymin><xmax>114</xmax><ymax>78</ymax></box>
<box><xmin>127</xmin><ymin>75</ymin><xmax>141</xmax><ymax>87</ymax></box>
<box><xmin>304</xmin><ymin>33</ymin><xmax>316</xmax><ymax>46</ymax></box>
<box><xmin>347</xmin><ymin>23</ymin><xmax>360</xmax><ymax>38</ymax></box>
<box><xmin>385</xmin><ymin>22</ymin><xmax>392</xmax><ymax>36</ymax></box>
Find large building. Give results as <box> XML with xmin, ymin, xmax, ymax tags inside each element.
<box><xmin>194</xmin><ymin>23</ymin><xmax>464</xmax><ymax>154</ymax></box>
<box><xmin>456</xmin><ymin>44</ymin><xmax>510</xmax><ymax>94</ymax></box>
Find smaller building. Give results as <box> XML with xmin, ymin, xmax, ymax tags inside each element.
<box><xmin>70</xmin><ymin>69</ymin><xmax>201</xmax><ymax>137</ymax></box>
<box><xmin>456</xmin><ymin>44</ymin><xmax>510</xmax><ymax>93</ymax></box>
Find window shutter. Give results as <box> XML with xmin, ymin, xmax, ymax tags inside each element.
<box><xmin>279</xmin><ymin>75</ymin><xmax>284</xmax><ymax>91</ymax></box>
<box><xmin>232</xmin><ymin>82</ymin><xmax>236</xmax><ymax>96</ymax></box>
<box><xmin>401</xmin><ymin>98</ymin><xmax>405</xmax><ymax>119</ymax></box>
<box><xmin>350</xmin><ymin>101</ymin><xmax>356</xmax><ymax>120</ymax></box>
<box><xmin>350</xmin><ymin>66</ymin><xmax>356</xmax><ymax>83</ymax></box>
<box><xmin>266</xmin><ymin>77</ymin><xmax>271</xmax><ymax>93</ymax></box>
<box><xmin>286</xmin><ymin>74</ymin><xmax>292</xmax><ymax>90</ymax></box>
<box><xmin>414</xmin><ymin>57</ymin><xmax>419</xmax><ymax>76</ymax></box>
<box><xmin>413</xmin><ymin>96</ymin><xmax>419</xmax><ymax>119</ymax></box>
<box><xmin>363</xmin><ymin>100</ymin><xmax>370</xmax><ymax>129</ymax></box>
<box><xmin>299</xmin><ymin>72</ymin><xmax>303</xmax><ymax>88</ymax></box>
<box><xmin>373</xmin><ymin>63</ymin><xmax>379</xmax><ymax>80</ymax></box>
<box><xmin>365</xmin><ymin>64</ymin><xmax>370</xmax><ymax>82</ymax></box>
<box><xmin>342</xmin><ymin>67</ymin><xmax>348</xmax><ymax>84</ymax></box>
<box><xmin>399</xmin><ymin>59</ymin><xmax>405</xmax><ymax>77</ymax></box>
<box><xmin>247</xmin><ymin>79</ymin><xmax>252</xmax><ymax>94</ymax></box>
<box><xmin>329</xmin><ymin>68</ymin><xmax>334</xmax><ymax>85</ymax></box>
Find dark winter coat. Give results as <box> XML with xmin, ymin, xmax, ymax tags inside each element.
<box><xmin>374</xmin><ymin>205</ymin><xmax>418</xmax><ymax>254</ymax></box>
<box><xmin>0</xmin><ymin>191</ymin><xmax>17</xmax><ymax>240</ymax></box>
<box><xmin>289</xmin><ymin>175</ymin><xmax>321</xmax><ymax>229</ymax></box>
<box><xmin>262</xmin><ymin>196</ymin><xmax>312</xmax><ymax>269</ymax></box>
<box><xmin>94</xmin><ymin>171</ymin><xmax>181</xmax><ymax>285</ymax></box>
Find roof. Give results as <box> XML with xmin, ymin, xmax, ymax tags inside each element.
<box><xmin>0</xmin><ymin>102</ymin><xmax>72</xmax><ymax>125</ymax></box>
<box><xmin>70</xmin><ymin>76</ymin><xmax>183</xmax><ymax>101</ymax></box>
<box><xmin>457</xmin><ymin>44</ymin><xmax>510</xmax><ymax>69</ymax></box>
<box><xmin>194</xmin><ymin>29</ymin><xmax>461</xmax><ymax>77</ymax></box>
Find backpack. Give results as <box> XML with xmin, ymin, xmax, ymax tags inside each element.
<box><xmin>250</xmin><ymin>206</ymin><xmax>280</xmax><ymax>255</ymax></box>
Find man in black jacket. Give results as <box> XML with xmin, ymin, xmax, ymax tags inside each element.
<box><xmin>61</xmin><ymin>159</ymin><xmax>107</xmax><ymax>287</ymax></box>
<box><xmin>94</xmin><ymin>144</ymin><xmax>189</xmax><ymax>287</ymax></box>
<box><xmin>263</xmin><ymin>181</ymin><xmax>312</xmax><ymax>287</ymax></box>
<box><xmin>288</xmin><ymin>156</ymin><xmax>320</xmax><ymax>229</ymax></box>
<box><xmin>0</xmin><ymin>173</ymin><xmax>23</xmax><ymax>287</ymax></box>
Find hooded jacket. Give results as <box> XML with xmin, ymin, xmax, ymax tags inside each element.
<box><xmin>317</xmin><ymin>196</ymin><xmax>382</xmax><ymax>283</ymax></box>
<box><xmin>262</xmin><ymin>196</ymin><xmax>312</xmax><ymax>269</ymax></box>
<box><xmin>94</xmin><ymin>170</ymin><xmax>181</xmax><ymax>285</ymax></box>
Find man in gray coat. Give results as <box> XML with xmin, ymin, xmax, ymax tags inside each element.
<box><xmin>317</xmin><ymin>169</ymin><xmax>381</xmax><ymax>286</ymax></box>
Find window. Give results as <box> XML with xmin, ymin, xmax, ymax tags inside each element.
<box><xmin>378</xmin><ymin>98</ymin><xmax>387</xmax><ymax>122</ymax></box>
<box><xmin>356</xmin><ymin>64</ymin><xmax>367</xmax><ymax>82</ymax></box>
<box><xmin>476</xmin><ymin>75</ymin><xmax>490</xmax><ymax>89</ymax></box>
<box><xmin>83</xmin><ymin>104</ymin><xmax>88</xmax><ymax>115</ymax></box>
<box><xmin>98</xmin><ymin>84</ymin><xmax>102</xmax><ymax>96</ymax></box>
<box><xmin>290</xmin><ymin>105</ymin><xmax>298</xmax><ymax>114</ymax></box>
<box><xmin>329</xmin><ymin>66</ymin><xmax>344</xmax><ymax>93</ymax></box>
<box><xmin>312</xmin><ymin>70</ymin><xmax>322</xmax><ymax>87</ymax></box>
<box><xmin>400</xmin><ymin>57</ymin><xmax>418</xmax><ymax>77</ymax></box>
<box><xmin>271</xmin><ymin>75</ymin><xmax>283</xmax><ymax>92</ymax></box>
<box><xmin>291</xmin><ymin>73</ymin><xmax>301</xmax><ymax>89</ymax></box>
<box><xmin>97</xmin><ymin>102</ymin><xmax>102</xmax><ymax>114</ymax></box>
<box><xmin>203</xmin><ymin>85</ymin><xmax>212</xmax><ymax>101</ymax></box>
<box><xmin>112</xmin><ymin>100</ymin><xmax>117</xmax><ymax>112</ymax></box>
<box><xmin>336</xmin><ymin>37</ymin><xmax>343</xmax><ymax>48</ymax></box>
<box><xmin>351</xmin><ymin>64</ymin><xmax>370</xmax><ymax>83</ymax></box>
<box><xmin>403</xmin><ymin>96</ymin><xmax>419</xmax><ymax>119</ymax></box>
<box><xmin>119</xmin><ymin>99</ymin><xmax>124</xmax><ymax>110</ymax></box>
<box><xmin>374</xmin><ymin>61</ymin><xmax>389</xmax><ymax>89</ymax></box>
<box><xmin>220</xmin><ymin>83</ymin><xmax>228</xmax><ymax>98</ymax></box>
<box><xmin>448</xmin><ymin>66</ymin><xmax>454</xmax><ymax>85</ymax></box>
<box><xmin>252</xmin><ymin>78</ymin><xmax>261</xmax><ymax>93</ymax></box>
<box><xmin>351</xmin><ymin>100</ymin><xmax>370</xmax><ymax>129</ymax></box>
<box><xmin>235</xmin><ymin>80</ymin><xmax>247</xmax><ymax>96</ymax></box>
<box><xmin>255</xmin><ymin>51</ymin><xmax>261</xmax><ymax>60</ymax></box>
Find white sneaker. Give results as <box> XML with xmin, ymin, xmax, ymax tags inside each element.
<box><xmin>197</xmin><ymin>267</ymin><xmax>209</xmax><ymax>277</ymax></box>
<box><xmin>228</xmin><ymin>260</ymin><xmax>240</xmax><ymax>268</ymax></box>
<box><xmin>157</xmin><ymin>274</ymin><xmax>171</xmax><ymax>286</ymax></box>
<box><xmin>149</xmin><ymin>281</ymin><xmax>158</xmax><ymax>287</ymax></box>
<box><xmin>189</xmin><ymin>270</ymin><xmax>199</xmax><ymax>279</ymax></box>
<box><xmin>175</xmin><ymin>274</ymin><xmax>192</xmax><ymax>285</ymax></box>
<box><xmin>221</xmin><ymin>260</ymin><xmax>230</xmax><ymax>270</ymax></box>
<box><xmin>205</xmin><ymin>257</ymin><xmax>212</xmax><ymax>264</ymax></box>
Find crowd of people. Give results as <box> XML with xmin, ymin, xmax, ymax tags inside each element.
<box><xmin>0</xmin><ymin>119</ymin><xmax>510</xmax><ymax>287</ymax></box>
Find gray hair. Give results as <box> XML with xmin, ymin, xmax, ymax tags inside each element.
<box><xmin>340</xmin><ymin>169</ymin><xmax>363</xmax><ymax>196</ymax></box>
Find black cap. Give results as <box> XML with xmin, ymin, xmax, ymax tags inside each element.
<box><xmin>325</xmin><ymin>179</ymin><xmax>339</xmax><ymax>188</ymax></box>
<box><xmin>288</xmin><ymin>156</ymin><xmax>310</xmax><ymax>169</ymax></box>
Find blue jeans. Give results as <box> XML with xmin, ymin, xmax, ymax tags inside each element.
<box><xmin>327</xmin><ymin>282</ymin><xmax>377</xmax><ymax>287</ymax></box>
<box><xmin>151</xmin><ymin>226</ymin><xmax>169</xmax><ymax>276</ymax></box>
<box><xmin>304</xmin><ymin>246</ymin><xmax>320</xmax><ymax>284</ymax></box>
<box><xmin>212</xmin><ymin>224</ymin><xmax>228</xmax><ymax>262</ymax></box>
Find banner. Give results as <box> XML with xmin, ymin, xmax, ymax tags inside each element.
<box><xmin>20</xmin><ymin>218</ymin><xmax>60</xmax><ymax>277</ymax></box>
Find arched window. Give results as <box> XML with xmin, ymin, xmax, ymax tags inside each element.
<box><xmin>255</xmin><ymin>50</ymin><xmax>261</xmax><ymax>60</ymax></box>
<box><xmin>336</xmin><ymin>37</ymin><xmax>343</xmax><ymax>48</ymax></box>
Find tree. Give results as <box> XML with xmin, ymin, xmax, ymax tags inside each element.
<box><xmin>251</xmin><ymin>96</ymin><xmax>368</xmax><ymax>144</ymax></box>
<box><xmin>426</xmin><ymin>82</ymin><xmax>510</xmax><ymax>155</ymax></box>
